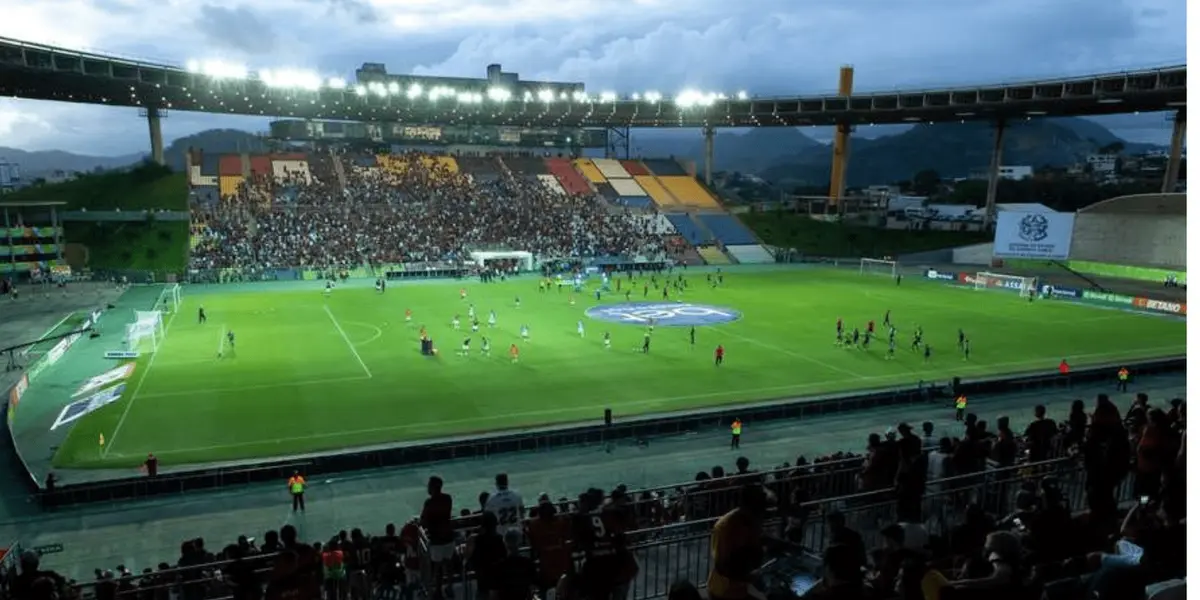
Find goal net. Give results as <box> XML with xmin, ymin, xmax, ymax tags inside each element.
<box><xmin>125</xmin><ymin>311</ymin><xmax>165</xmax><ymax>353</ymax></box>
<box><xmin>860</xmin><ymin>258</ymin><xmax>897</xmax><ymax>278</ymax></box>
<box><xmin>156</xmin><ymin>283</ymin><xmax>182</xmax><ymax>314</ymax></box>
<box><xmin>973</xmin><ymin>272</ymin><xmax>1037</xmax><ymax>296</ymax></box>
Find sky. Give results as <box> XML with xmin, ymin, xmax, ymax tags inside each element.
<box><xmin>0</xmin><ymin>0</ymin><xmax>1188</xmax><ymax>156</ymax></box>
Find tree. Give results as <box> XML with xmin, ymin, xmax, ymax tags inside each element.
<box><xmin>911</xmin><ymin>169</ymin><xmax>941</xmax><ymax>196</ymax></box>
<box><xmin>1099</xmin><ymin>141</ymin><xmax>1125</xmax><ymax>155</ymax></box>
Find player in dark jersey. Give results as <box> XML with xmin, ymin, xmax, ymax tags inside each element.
<box><xmin>883</xmin><ymin>309</ymin><xmax>891</xmax><ymax>327</ymax></box>
<box><xmin>851</xmin><ymin>328</ymin><xmax>860</xmax><ymax>347</ymax></box>
<box><xmin>924</xmin><ymin>343</ymin><xmax>933</xmax><ymax>363</ymax></box>
<box><xmin>957</xmin><ymin>328</ymin><xmax>965</xmax><ymax>349</ymax></box>
<box><xmin>962</xmin><ymin>338</ymin><xmax>971</xmax><ymax>361</ymax></box>
<box><xmin>572</xmin><ymin>489</ymin><xmax>637</xmax><ymax>598</ymax></box>
<box><xmin>198</xmin><ymin>307</ymin><xmax>207</xmax><ymax>324</ymax></box>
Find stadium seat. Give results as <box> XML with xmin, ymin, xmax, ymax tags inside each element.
<box><xmin>271</xmin><ymin>159</ymin><xmax>313</xmax><ymax>184</ymax></box>
<box><xmin>537</xmin><ymin>174</ymin><xmax>567</xmax><ymax>195</ymax></box>
<box><xmin>596</xmin><ymin>183</ymin><xmax>620</xmax><ymax>201</ymax></box>
<box><xmin>572</xmin><ymin>159</ymin><xmax>607</xmax><ymax>184</ymax></box>
<box><xmin>665</xmin><ymin>214</ymin><xmax>707</xmax><ymax>244</ymax></box>
<box><xmin>609</xmin><ymin>178</ymin><xmax>648</xmax><ymax>197</ymax></box>
<box><xmin>698</xmin><ymin>214</ymin><xmax>758</xmax><ymax>245</ymax></box>
<box><xmin>545</xmin><ymin>158</ymin><xmax>592</xmax><ymax>195</ymax></box>
<box><xmin>200</xmin><ymin>153</ymin><xmax>222</xmax><ymax>177</ymax></box>
<box><xmin>592</xmin><ymin>158</ymin><xmax>631</xmax><ymax>179</ymax></box>
<box><xmin>500</xmin><ymin>156</ymin><xmax>550</xmax><ymax>175</ymax></box>
<box><xmin>697</xmin><ymin>246</ymin><xmax>732</xmax><ymax>265</ymax></box>
<box><xmin>218</xmin><ymin>155</ymin><xmax>242</xmax><ymax>177</ymax></box>
<box><xmin>660</xmin><ymin>176</ymin><xmax>720</xmax><ymax>209</ymax></box>
<box><xmin>249</xmin><ymin>155</ymin><xmax>272</xmax><ymax>177</ymax></box>
<box><xmin>218</xmin><ymin>175</ymin><xmax>243</xmax><ymax>198</ymax></box>
<box><xmin>642</xmin><ymin>158</ymin><xmax>688</xmax><ymax>177</ymax></box>
<box><xmin>614</xmin><ymin>197</ymin><xmax>653</xmax><ymax>209</ymax></box>
<box><xmin>620</xmin><ymin>160</ymin><xmax>651</xmax><ymax>176</ymax></box>
<box><xmin>457</xmin><ymin>156</ymin><xmax>503</xmax><ymax>179</ymax></box>
<box><xmin>634</xmin><ymin>176</ymin><xmax>678</xmax><ymax>208</ymax></box>
<box><xmin>725</xmin><ymin>244</ymin><xmax>775</xmax><ymax>264</ymax></box>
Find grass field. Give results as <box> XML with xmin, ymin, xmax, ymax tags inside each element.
<box><xmin>54</xmin><ymin>269</ymin><xmax>1186</xmax><ymax>468</ymax></box>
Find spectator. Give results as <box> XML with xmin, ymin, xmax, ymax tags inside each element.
<box><xmin>464</xmin><ymin>511</ymin><xmax>507</xmax><ymax>599</ymax></box>
<box><xmin>707</xmin><ymin>485</ymin><xmax>769</xmax><ymax>600</ymax></box>
<box><xmin>802</xmin><ymin>543</ymin><xmax>873</xmax><ymax>599</ymax></box>
<box><xmin>1022</xmin><ymin>405</ymin><xmax>1057</xmax><ymax>462</ymax></box>
<box><xmin>421</xmin><ymin>476</ymin><xmax>455</xmax><ymax>597</ymax></box>
<box><xmin>491</xmin><ymin>529</ymin><xmax>538</xmax><ymax>600</ymax></box>
<box><xmin>1083</xmin><ymin>395</ymin><xmax>1130</xmax><ymax>520</ymax></box>
<box><xmin>825</xmin><ymin>511</ymin><xmax>866</xmax><ymax>571</ymax></box>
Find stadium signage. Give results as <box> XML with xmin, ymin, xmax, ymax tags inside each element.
<box><xmin>586</xmin><ymin>302</ymin><xmax>743</xmax><ymax>326</ymax></box>
<box><xmin>1083</xmin><ymin>291</ymin><xmax>1134</xmax><ymax>305</ymax></box>
<box><xmin>959</xmin><ymin>274</ymin><xmax>1024</xmax><ymax>290</ymax></box>
<box><xmin>1134</xmin><ymin>298</ymin><xmax>1187</xmax><ymax>316</ymax></box>
<box><xmin>74</xmin><ymin>363</ymin><xmax>137</xmax><ymax>398</ymax></box>
<box><xmin>1039</xmin><ymin>285</ymin><xmax>1082</xmax><ymax>299</ymax></box>
<box><xmin>51</xmin><ymin>384</ymin><xmax>126</xmax><ymax>431</ymax></box>
<box><xmin>992</xmin><ymin>211</ymin><xmax>1076</xmax><ymax>260</ymax></box>
<box><xmin>103</xmin><ymin>351</ymin><xmax>140</xmax><ymax>360</ymax></box>
<box><xmin>45</xmin><ymin>338</ymin><xmax>70</xmax><ymax>365</ymax></box>
<box><xmin>924</xmin><ymin>269</ymin><xmax>956</xmax><ymax>281</ymax></box>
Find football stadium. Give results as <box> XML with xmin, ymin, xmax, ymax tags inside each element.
<box><xmin>0</xmin><ymin>32</ymin><xmax>1188</xmax><ymax>600</ymax></box>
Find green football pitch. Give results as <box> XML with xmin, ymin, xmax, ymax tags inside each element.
<box><xmin>55</xmin><ymin>269</ymin><xmax>1185</xmax><ymax>469</ymax></box>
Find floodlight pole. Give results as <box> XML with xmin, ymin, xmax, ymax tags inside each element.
<box><xmin>1162</xmin><ymin>109</ymin><xmax>1186</xmax><ymax>193</ymax></box>
<box><xmin>983</xmin><ymin>118</ymin><xmax>1007</xmax><ymax>229</ymax></box>
<box><xmin>703</xmin><ymin>126</ymin><xmax>715</xmax><ymax>186</ymax></box>
<box><xmin>2</xmin><ymin>206</ymin><xmax>13</xmax><ymax>274</ymax></box>
<box><xmin>49</xmin><ymin>206</ymin><xmax>63</xmax><ymax>261</ymax></box>
<box><xmin>606</xmin><ymin>126</ymin><xmax>631</xmax><ymax>160</ymax></box>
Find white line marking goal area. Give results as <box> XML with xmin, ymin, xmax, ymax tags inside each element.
<box><xmin>324</xmin><ymin>304</ymin><xmax>373</xmax><ymax>378</ymax></box>
<box><xmin>103</xmin><ymin>299</ymin><xmax>182</xmax><ymax>457</ymax></box>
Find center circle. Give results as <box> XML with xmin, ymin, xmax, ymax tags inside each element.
<box><xmin>585</xmin><ymin>302</ymin><xmax>742</xmax><ymax>327</ymax></box>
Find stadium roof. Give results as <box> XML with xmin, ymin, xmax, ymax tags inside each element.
<box><xmin>0</xmin><ymin>36</ymin><xmax>1187</xmax><ymax>128</ymax></box>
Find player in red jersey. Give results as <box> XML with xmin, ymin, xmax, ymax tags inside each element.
<box><xmin>715</xmin><ymin>344</ymin><xmax>725</xmax><ymax>366</ymax></box>
<box><xmin>867</xmin><ymin>320</ymin><xmax>875</xmax><ymax>335</ymax></box>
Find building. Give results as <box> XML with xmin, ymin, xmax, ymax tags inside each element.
<box><xmin>0</xmin><ymin>159</ymin><xmax>19</xmax><ymax>193</ymax></box>
<box><xmin>1086</xmin><ymin>153</ymin><xmax>1119</xmax><ymax>175</ymax></box>
<box><xmin>968</xmin><ymin>165</ymin><xmax>1033</xmax><ymax>181</ymax></box>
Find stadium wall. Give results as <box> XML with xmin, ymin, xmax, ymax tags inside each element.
<box><xmin>951</xmin><ymin>243</ymin><xmax>993</xmax><ymax>265</ymax></box>
<box><xmin>925</xmin><ymin>268</ymin><xmax>1187</xmax><ymax>316</ymax></box>
<box><xmin>32</xmin><ymin>355</ymin><xmax>1184</xmax><ymax>506</ymax></box>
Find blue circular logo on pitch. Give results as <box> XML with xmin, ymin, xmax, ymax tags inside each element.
<box><xmin>586</xmin><ymin>302</ymin><xmax>742</xmax><ymax>327</ymax></box>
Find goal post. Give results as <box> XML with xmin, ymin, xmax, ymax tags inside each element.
<box><xmin>125</xmin><ymin>310</ymin><xmax>165</xmax><ymax>353</ymax></box>
<box><xmin>973</xmin><ymin>272</ymin><xmax>1037</xmax><ymax>296</ymax></box>
<box><xmin>156</xmin><ymin>283</ymin><xmax>182</xmax><ymax>314</ymax></box>
<box><xmin>860</xmin><ymin>258</ymin><xmax>898</xmax><ymax>278</ymax></box>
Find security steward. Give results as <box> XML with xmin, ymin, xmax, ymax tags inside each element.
<box><xmin>954</xmin><ymin>394</ymin><xmax>967</xmax><ymax>422</ymax></box>
<box><xmin>1117</xmin><ymin>366</ymin><xmax>1130</xmax><ymax>392</ymax></box>
<box><xmin>730</xmin><ymin>418</ymin><xmax>743</xmax><ymax>449</ymax></box>
<box><xmin>288</xmin><ymin>471</ymin><xmax>307</xmax><ymax>512</ymax></box>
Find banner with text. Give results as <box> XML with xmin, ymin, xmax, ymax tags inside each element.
<box><xmin>1040</xmin><ymin>285</ymin><xmax>1083</xmax><ymax>299</ymax></box>
<box><xmin>1133</xmin><ymin>297</ymin><xmax>1187</xmax><ymax>316</ymax></box>
<box><xmin>1082</xmin><ymin>290</ymin><xmax>1134</xmax><ymax>306</ymax></box>
<box><xmin>993</xmin><ymin>211</ymin><xmax>1075</xmax><ymax>260</ymax></box>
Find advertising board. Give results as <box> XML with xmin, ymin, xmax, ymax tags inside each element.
<box><xmin>1039</xmin><ymin>285</ymin><xmax>1083</xmax><ymax>299</ymax></box>
<box><xmin>1133</xmin><ymin>297</ymin><xmax>1187</xmax><ymax>316</ymax></box>
<box><xmin>925</xmin><ymin>269</ymin><xmax>957</xmax><ymax>281</ymax></box>
<box><xmin>993</xmin><ymin>211</ymin><xmax>1075</xmax><ymax>260</ymax></box>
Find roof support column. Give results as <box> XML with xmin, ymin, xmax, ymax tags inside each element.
<box><xmin>827</xmin><ymin>66</ymin><xmax>855</xmax><ymax>209</ymax></box>
<box><xmin>984</xmin><ymin>118</ymin><xmax>1007</xmax><ymax>227</ymax></box>
<box><xmin>1161</xmin><ymin>109</ymin><xmax>1185</xmax><ymax>193</ymax></box>
<box><xmin>703</xmin><ymin>125</ymin><xmax>715</xmax><ymax>186</ymax></box>
<box><xmin>3</xmin><ymin>206</ymin><xmax>12</xmax><ymax>273</ymax></box>
<box><xmin>50</xmin><ymin>206</ymin><xmax>63</xmax><ymax>262</ymax></box>
<box><xmin>144</xmin><ymin>106</ymin><xmax>165</xmax><ymax>166</ymax></box>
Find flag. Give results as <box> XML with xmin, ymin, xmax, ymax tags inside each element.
<box><xmin>99</xmin><ymin>433</ymin><xmax>105</xmax><ymax>447</ymax></box>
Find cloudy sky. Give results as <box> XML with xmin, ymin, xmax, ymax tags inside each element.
<box><xmin>0</xmin><ymin>0</ymin><xmax>1188</xmax><ymax>156</ymax></box>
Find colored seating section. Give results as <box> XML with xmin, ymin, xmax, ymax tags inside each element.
<box><xmin>272</xmin><ymin>158</ymin><xmax>312</xmax><ymax>184</ymax></box>
<box><xmin>218</xmin><ymin>155</ymin><xmax>242</xmax><ymax>176</ymax></box>
<box><xmin>536</xmin><ymin>174</ymin><xmax>566</xmax><ymax>195</ymax></box>
<box><xmin>191</xmin><ymin>185</ymin><xmax>220</xmax><ymax>205</ymax></box>
<box><xmin>502</xmin><ymin>156</ymin><xmax>549</xmax><ymax>175</ymax></box>
<box><xmin>634</xmin><ymin>176</ymin><xmax>678</xmax><ymax>208</ymax></box>
<box><xmin>620</xmin><ymin>160</ymin><xmax>651</xmax><ymax>176</ymax></box>
<box><xmin>573</xmin><ymin>159</ymin><xmax>607</xmax><ymax>184</ymax></box>
<box><xmin>698</xmin><ymin>214</ymin><xmax>758</xmax><ymax>245</ymax></box>
<box><xmin>546</xmin><ymin>158</ymin><xmax>592</xmax><ymax>195</ymax></box>
<box><xmin>726</xmin><ymin>245</ymin><xmax>776</xmax><ymax>264</ymax></box>
<box><xmin>378</xmin><ymin>155</ymin><xmax>459</xmax><ymax>177</ymax></box>
<box><xmin>614</xmin><ymin>197</ymin><xmax>653</xmax><ymax>209</ymax></box>
<box><xmin>666</xmin><ymin>214</ymin><xmax>707</xmax><ymax>244</ymax></box>
<box><xmin>596</xmin><ymin>183</ymin><xmax>619</xmax><ymax>201</ymax></box>
<box><xmin>643</xmin><ymin>158</ymin><xmax>688</xmax><ymax>177</ymax></box>
<box><xmin>218</xmin><ymin>175</ymin><xmax>243</xmax><ymax>198</ymax></box>
<box><xmin>659</xmin><ymin>176</ymin><xmax>720</xmax><ymax>209</ymax></box>
<box><xmin>457</xmin><ymin>156</ymin><xmax>503</xmax><ymax>180</ymax></box>
<box><xmin>592</xmin><ymin>158</ymin><xmax>630</xmax><ymax>179</ymax></box>
<box><xmin>609</xmin><ymin>178</ymin><xmax>647</xmax><ymax>197</ymax></box>
<box><xmin>698</xmin><ymin>246</ymin><xmax>731</xmax><ymax>265</ymax></box>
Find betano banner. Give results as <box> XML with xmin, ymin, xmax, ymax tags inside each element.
<box><xmin>993</xmin><ymin>211</ymin><xmax>1076</xmax><ymax>260</ymax></box>
<box><xmin>1134</xmin><ymin>297</ymin><xmax>1187</xmax><ymax>316</ymax></box>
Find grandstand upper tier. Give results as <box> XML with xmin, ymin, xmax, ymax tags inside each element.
<box><xmin>0</xmin><ymin>36</ymin><xmax>1184</xmax><ymax>127</ymax></box>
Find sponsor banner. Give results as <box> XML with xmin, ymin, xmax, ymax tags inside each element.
<box><xmin>993</xmin><ymin>211</ymin><xmax>1075</xmax><ymax>260</ymax></box>
<box><xmin>6</xmin><ymin>373</ymin><xmax>28</xmax><ymax>426</ymax></box>
<box><xmin>1083</xmin><ymin>291</ymin><xmax>1134</xmax><ymax>306</ymax></box>
<box><xmin>925</xmin><ymin>269</ymin><xmax>957</xmax><ymax>281</ymax></box>
<box><xmin>1039</xmin><ymin>285</ymin><xmax>1082</xmax><ymax>299</ymax></box>
<box><xmin>586</xmin><ymin>302</ymin><xmax>743</xmax><ymax>326</ymax></box>
<box><xmin>1133</xmin><ymin>297</ymin><xmax>1187</xmax><ymax>316</ymax></box>
<box><xmin>51</xmin><ymin>384</ymin><xmax>126</xmax><ymax>431</ymax></box>
<box><xmin>45</xmin><ymin>337</ymin><xmax>70</xmax><ymax>365</ymax></box>
<box><xmin>104</xmin><ymin>351</ymin><xmax>140</xmax><ymax>360</ymax></box>
<box><xmin>74</xmin><ymin>363</ymin><xmax>136</xmax><ymax>398</ymax></box>
<box><xmin>959</xmin><ymin>273</ymin><xmax>1026</xmax><ymax>290</ymax></box>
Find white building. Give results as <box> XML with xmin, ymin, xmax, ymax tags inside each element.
<box><xmin>969</xmin><ymin>165</ymin><xmax>1033</xmax><ymax>181</ymax></box>
<box><xmin>1086</xmin><ymin>154</ymin><xmax>1118</xmax><ymax>175</ymax></box>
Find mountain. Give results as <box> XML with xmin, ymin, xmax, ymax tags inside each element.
<box><xmin>630</xmin><ymin>128</ymin><xmax>823</xmax><ymax>173</ymax></box>
<box><xmin>758</xmin><ymin>117</ymin><xmax>1169</xmax><ymax>187</ymax></box>
<box><xmin>159</xmin><ymin>129</ymin><xmax>270</xmax><ymax>171</ymax></box>
<box><xmin>0</xmin><ymin>148</ymin><xmax>142</xmax><ymax>178</ymax></box>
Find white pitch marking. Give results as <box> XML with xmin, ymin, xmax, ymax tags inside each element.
<box><xmin>324</xmin><ymin>305</ymin><xmax>373</xmax><ymax>378</ymax></box>
<box><xmin>104</xmin><ymin>301</ymin><xmax>181</xmax><ymax>457</ymax></box>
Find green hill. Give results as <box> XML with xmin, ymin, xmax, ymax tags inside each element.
<box><xmin>743</xmin><ymin>211</ymin><xmax>989</xmax><ymax>257</ymax></box>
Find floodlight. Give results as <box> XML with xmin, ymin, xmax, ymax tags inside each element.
<box><xmin>354</xmin><ymin>85</ymin><xmax>367</xmax><ymax>96</ymax></box>
<box><xmin>387</xmin><ymin>82</ymin><xmax>401</xmax><ymax>94</ymax></box>
<box><xmin>327</xmin><ymin>77</ymin><xmax>347</xmax><ymax>89</ymax></box>
<box><xmin>537</xmin><ymin>89</ymin><xmax>555</xmax><ymax>102</ymax></box>
<box><xmin>407</xmin><ymin>84</ymin><xmax>423</xmax><ymax>99</ymax></box>
<box><xmin>522</xmin><ymin>90</ymin><xmax>534</xmax><ymax>102</ymax></box>
<box><xmin>599</xmin><ymin>92</ymin><xmax>617</xmax><ymax>102</ymax></box>
<box><xmin>644</xmin><ymin>91</ymin><xmax>662</xmax><ymax>103</ymax></box>
<box><xmin>487</xmin><ymin>87</ymin><xmax>512</xmax><ymax>102</ymax></box>
<box><xmin>736</xmin><ymin>90</ymin><xmax>748</xmax><ymax>100</ymax></box>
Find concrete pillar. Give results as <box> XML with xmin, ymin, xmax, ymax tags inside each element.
<box><xmin>703</xmin><ymin>126</ymin><xmax>715</xmax><ymax>186</ymax></box>
<box><xmin>2</xmin><ymin>206</ymin><xmax>12</xmax><ymax>272</ymax></box>
<box><xmin>827</xmin><ymin>65</ymin><xmax>855</xmax><ymax>207</ymax></box>
<box><xmin>984</xmin><ymin>119</ymin><xmax>1007</xmax><ymax>226</ymax></box>
<box><xmin>146</xmin><ymin>107</ymin><xmax>165</xmax><ymax>165</ymax></box>
<box><xmin>50</xmin><ymin>207</ymin><xmax>63</xmax><ymax>261</ymax></box>
<box><xmin>1162</xmin><ymin>110</ymin><xmax>1185</xmax><ymax>193</ymax></box>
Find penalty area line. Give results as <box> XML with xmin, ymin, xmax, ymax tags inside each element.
<box><xmin>324</xmin><ymin>304</ymin><xmax>373</xmax><ymax>378</ymax></box>
<box><xmin>115</xmin><ymin>346</ymin><xmax>1183</xmax><ymax>458</ymax></box>
<box><xmin>104</xmin><ymin>299</ymin><xmax>181</xmax><ymax>457</ymax></box>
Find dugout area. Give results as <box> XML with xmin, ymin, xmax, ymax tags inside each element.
<box><xmin>7</xmin><ymin>266</ymin><xmax>1185</xmax><ymax>487</ymax></box>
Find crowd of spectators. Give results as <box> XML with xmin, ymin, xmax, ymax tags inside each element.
<box><xmin>0</xmin><ymin>392</ymin><xmax>1183</xmax><ymax>600</ymax></box>
<box><xmin>189</xmin><ymin>152</ymin><xmax>670</xmax><ymax>273</ymax></box>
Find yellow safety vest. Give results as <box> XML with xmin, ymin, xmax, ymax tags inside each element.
<box><xmin>289</xmin><ymin>478</ymin><xmax>305</xmax><ymax>494</ymax></box>
<box><xmin>1118</xmin><ymin>369</ymin><xmax>1129</xmax><ymax>381</ymax></box>
<box><xmin>955</xmin><ymin>396</ymin><xmax>967</xmax><ymax>409</ymax></box>
<box><xmin>731</xmin><ymin>422</ymin><xmax>742</xmax><ymax>435</ymax></box>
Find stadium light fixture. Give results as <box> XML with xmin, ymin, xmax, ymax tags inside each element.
<box><xmin>260</xmin><ymin>69</ymin><xmax>322</xmax><ymax>91</ymax></box>
<box><xmin>644</xmin><ymin>91</ymin><xmax>662</xmax><ymax>103</ymax></box>
<box><xmin>326</xmin><ymin>77</ymin><xmax>347</xmax><ymax>90</ymax></box>
<box><xmin>674</xmin><ymin>90</ymin><xmax>717</xmax><ymax>108</ymax></box>
<box><xmin>387</xmin><ymin>82</ymin><xmax>401</xmax><ymax>95</ymax></box>
<box><xmin>736</xmin><ymin>91</ymin><xmax>748</xmax><ymax>100</ymax></box>
<box><xmin>537</xmin><ymin>89</ymin><xmax>555</xmax><ymax>103</ymax></box>
<box><xmin>599</xmin><ymin>91</ymin><xmax>617</xmax><ymax>102</ymax></box>
<box><xmin>354</xmin><ymin>85</ymin><xmax>367</xmax><ymax>96</ymax></box>
<box><xmin>631</xmin><ymin>93</ymin><xmax>641</xmax><ymax>101</ymax></box>
<box><xmin>522</xmin><ymin>90</ymin><xmax>534</xmax><ymax>102</ymax></box>
<box><xmin>487</xmin><ymin>87</ymin><xmax>512</xmax><ymax>102</ymax></box>
<box><xmin>572</xmin><ymin>91</ymin><xmax>588</xmax><ymax>102</ymax></box>
<box><xmin>188</xmin><ymin>59</ymin><xmax>248</xmax><ymax>80</ymax></box>
<box><xmin>407</xmin><ymin>84</ymin><xmax>423</xmax><ymax>99</ymax></box>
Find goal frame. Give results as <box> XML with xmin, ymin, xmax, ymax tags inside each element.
<box><xmin>126</xmin><ymin>310</ymin><xmax>165</xmax><ymax>353</ymax></box>
<box><xmin>157</xmin><ymin>283</ymin><xmax>182</xmax><ymax>314</ymax></box>
<box><xmin>973</xmin><ymin>272</ymin><xmax>1037</xmax><ymax>295</ymax></box>
<box><xmin>860</xmin><ymin>258</ymin><xmax>898</xmax><ymax>278</ymax></box>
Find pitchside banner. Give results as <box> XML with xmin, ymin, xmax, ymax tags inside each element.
<box><xmin>993</xmin><ymin>211</ymin><xmax>1076</xmax><ymax>260</ymax></box>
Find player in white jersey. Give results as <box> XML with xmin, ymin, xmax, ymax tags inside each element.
<box><xmin>324</xmin><ymin>281</ymin><xmax>333</xmax><ymax>296</ymax></box>
<box><xmin>488</xmin><ymin>310</ymin><xmax>497</xmax><ymax>328</ymax></box>
<box><xmin>603</xmin><ymin>331</ymin><xmax>611</xmax><ymax>349</ymax></box>
<box><xmin>451</xmin><ymin>315</ymin><xmax>461</xmax><ymax>330</ymax></box>
<box><xmin>577</xmin><ymin>320</ymin><xmax>585</xmax><ymax>337</ymax></box>
<box><xmin>471</xmin><ymin>319</ymin><xmax>480</xmax><ymax>333</ymax></box>
<box><xmin>468</xmin><ymin>304</ymin><xmax>476</xmax><ymax>320</ymax></box>
<box><xmin>481</xmin><ymin>337</ymin><xmax>491</xmax><ymax>356</ymax></box>
<box><xmin>521</xmin><ymin>325</ymin><xmax>530</xmax><ymax>341</ymax></box>
<box><xmin>483</xmin><ymin>473</ymin><xmax>525</xmax><ymax>533</ymax></box>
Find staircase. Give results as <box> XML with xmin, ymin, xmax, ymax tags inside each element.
<box><xmin>332</xmin><ymin>151</ymin><xmax>348</xmax><ymax>192</ymax></box>
<box><xmin>1050</xmin><ymin>260</ymin><xmax>1110</xmax><ymax>292</ymax></box>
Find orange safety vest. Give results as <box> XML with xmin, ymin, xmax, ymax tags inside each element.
<box><xmin>731</xmin><ymin>420</ymin><xmax>742</xmax><ymax>435</ymax></box>
<box><xmin>1118</xmin><ymin>368</ymin><xmax>1129</xmax><ymax>381</ymax></box>
<box><xmin>955</xmin><ymin>396</ymin><xmax>967</xmax><ymax>409</ymax></box>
